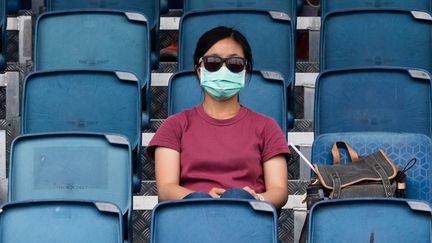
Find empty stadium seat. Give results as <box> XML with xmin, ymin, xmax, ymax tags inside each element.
<box><xmin>20</xmin><ymin>70</ymin><xmax>143</xmax><ymax>191</ymax></box>
<box><xmin>179</xmin><ymin>10</ymin><xmax>295</xmax><ymax>127</ymax></box>
<box><xmin>151</xmin><ymin>199</ymin><xmax>278</xmax><ymax>243</ymax></box>
<box><xmin>308</xmin><ymin>198</ymin><xmax>432</xmax><ymax>243</ymax></box>
<box><xmin>312</xmin><ymin>132</ymin><xmax>432</xmax><ymax>204</ymax></box>
<box><xmin>314</xmin><ymin>67</ymin><xmax>432</xmax><ymax>137</ymax></box>
<box><xmin>34</xmin><ymin>10</ymin><xmax>151</xmax><ymax>126</ymax></box>
<box><xmin>0</xmin><ymin>0</ymin><xmax>5</xmax><ymax>71</ymax></box>
<box><xmin>0</xmin><ymin>200</ymin><xmax>123</xmax><ymax>243</ymax></box>
<box><xmin>321</xmin><ymin>0</ymin><xmax>432</xmax><ymax>17</ymax></box>
<box><xmin>183</xmin><ymin>0</ymin><xmax>299</xmax><ymax>24</ymax></box>
<box><xmin>168</xmin><ymin>70</ymin><xmax>288</xmax><ymax>135</ymax></box>
<box><xmin>8</xmin><ymin>133</ymin><xmax>132</xmax><ymax>239</ymax></box>
<box><xmin>321</xmin><ymin>10</ymin><xmax>432</xmax><ymax>72</ymax></box>
<box><xmin>44</xmin><ymin>0</ymin><xmax>160</xmax><ymax>68</ymax></box>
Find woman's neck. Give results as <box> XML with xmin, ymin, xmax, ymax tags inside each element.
<box><xmin>202</xmin><ymin>93</ymin><xmax>241</xmax><ymax>120</ymax></box>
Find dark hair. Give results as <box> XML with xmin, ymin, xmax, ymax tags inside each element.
<box><xmin>194</xmin><ymin>26</ymin><xmax>253</xmax><ymax>72</ymax></box>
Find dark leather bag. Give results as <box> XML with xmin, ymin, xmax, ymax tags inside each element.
<box><xmin>299</xmin><ymin>142</ymin><xmax>401</xmax><ymax>243</ymax></box>
<box><xmin>313</xmin><ymin>142</ymin><xmax>398</xmax><ymax>199</ymax></box>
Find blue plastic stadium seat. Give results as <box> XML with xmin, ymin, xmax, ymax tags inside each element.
<box><xmin>321</xmin><ymin>0</ymin><xmax>432</xmax><ymax>17</ymax></box>
<box><xmin>321</xmin><ymin>10</ymin><xmax>432</xmax><ymax>72</ymax></box>
<box><xmin>168</xmin><ymin>70</ymin><xmax>288</xmax><ymax>135</ymax></box>
<box><xmin>44</xmin><ymin>0</ymin><xmax>160</xmax><ymax>68</ymax></box>
<box><xmin>312</xmin><ymin>132</ymin><xmax>432</xmax><ymax>204</ymax></box>
<box><xmin>151</xmin><ymin>199</ymin><xmax>278</xmax><ymax>243</ymax></box>
<box><xmin>34</xmin><ymin>10</ymin><xmax>151</xmax><ymax>125</ymax></box>
<box><xmin>308</xmin><ymin>198</ymin><xmax>432</xmax><ymax>243</ymax></box>
<box><xmin>21</xmin><ymin>70</ymin><xmax>143</xmax><ymax>191</ymax></box>
<box><xmin>314</xmin><ymin>67</ymin><xmax>432</xmax><ymax>137</ymax></box>
<box><xmin>0</xmin><ymin>0</ymin><xmax>5</xmax><ymax>71</ymax></box>
<box><xmin>179</xmin><ymin>10</ymin><xmax>295</xmax><ymax>127</ymax></box>
<box><xmin>183</xmin><ymin>0</ymin><xmax>299</xmax><ymax>23</ymax></box>
<box><xmin>8</xmin><ymin>133</ymin><xmax>132</xmax><ymax>239</ymax></box>
<box><xmin>0</xmin><ymin>200</ymin><xmax>123</xmax><ymax>243</ymax></box>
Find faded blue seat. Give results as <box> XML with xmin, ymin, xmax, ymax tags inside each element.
<box><xmin>34</xmin><ymin>10</ymin><xmax>151</xmax><ymax>129</ymax></box>
<box><xmin>151</xmin><ymin>199</ymin><xmax>278</xmax><ymax>243</ymax></box>
<box><xmin>168</xmin><ymin>70</ymin><xmax>288</xmax><ymax>136</ymax></box>
<box><xmin>308</xmin><ymin>198</ymin><xmax>432</xmax><ymax>243</ymax></box>
<box><xmin>312</xmin><ymin>132</ymin><xmax>432</xmax><ymax>204</ymax></box>
<box><xmin>179</xmin><ymin>10</ymin><xmax>295</xmax><ymax>127</ymax></box>
<box><xmin>314</xmin><ymin>67</ymin><xmax>432</xmax><ymax>137</ymax></box>
<box><xmin>8</xmin><ymin>133</ymin><xmax>132</xmax><ymax>239</ymax></box>
<box><xmin>44</xmin><ymin>0</ymin><xmax>160</xmax><ymax>68</ymax></box>
<box><xmin>0</xmin><ymin>200</ymin><xmax>123</xmax><ymax>243</ymax></box>
<box><xmin>0</xmin><ymin>0</ymin><xmax>5</xmax><ymax>71</ymax></box>
<box><xmin>183</xmin><ymin>0</ymin><xmax>301</xmax><ymax>24</ymax></box>
<box><xmin>321</xmin><ymin>0</ymin><xmax>432</xmax><ymax>17</ymax></box>
<box><xmin>321</xmin><ymin>9</ymin><xmax>432</xmax><ymax>73</ymax></box>
<box><xmin>20</xmin><ymin>70</ymin><xmax>143</xmax><ymax>192</ymax></box>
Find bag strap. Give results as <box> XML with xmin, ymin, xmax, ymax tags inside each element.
<box><xmin>324</xmin><ymin>166</ymin><xmax>342</xmax><ymax>199</ymax></box>
<box><xmin>331</xmin><ymin>141</ymin><xmax>359</xmax><ymax>164</ymax></box>
<box><xmin>365</xmin><ymin>153</ymin><xmax>393</xmax><ymax>197</ymax></box>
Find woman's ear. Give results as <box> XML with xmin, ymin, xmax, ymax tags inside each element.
<box><xmin>195</xmin><ymin>65</ymin><xmax>201</xmax><ymax>78</ymax></box>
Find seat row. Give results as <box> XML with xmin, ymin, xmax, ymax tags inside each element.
<box><xmin>3</xmin><ymin>131</ymin><xmax>431</xmax><ymax>242</ymax></box>
<box><xmin>310</xmin><ymin>1</ymin><xmax>432</xmax><ymax>242</ymax></box>
<box><xmin>316</xmin><ymin>1</ymin><xmax>432</xmax><ymax>136</ymax></box>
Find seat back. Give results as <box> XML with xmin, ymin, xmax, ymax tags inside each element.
<box><xmin>22</xmin><ymin>70</ymin><xmax>141</xmax><ymax>150</ymax></box>
<box><xmin>0</xmin><ymin>200</ymin><xmax>123</xmax><ymax>243</ymax></box>
<box><xmin>44</xmin><ymin>1</ymin><xmax>160</xmax><ymax>68</ymax></box>
<box><xmin>314</xmin><ymin>68</ymin><xmax>432</xmax><ymax>137</ymax></box>
<box><xmin>45</xmin><ymin>0</ymin><xmax>158</xmax><ymax>29</ymax></box>
<box><xmin>168</xmin><ymin>70</ymin><xmax>288</xmax><ymax>135</ymax></box>
<box><xmin>308</xmin><ymin>198</ymin><xmax>432</xmax><ymax>243</ymax></box>
<box><xmin>321</xmin><ymin>10</ymin><xmax>432</xmax><ymax>72</ymax></box>
<box><xmin>21</xmin><ymin>70</ymin><xmax>142</xmax><ymax>190</ymax></box>
<box><xmin>9</xmin><ymin>133</ymin><xmax>132</xmax><ymax>216</ymax></box>
<box><xmin>0</xmin><ymin>0</ymin><xmax>5</xmax><ymax>70</ymax></box>
<box><xmin>312</xmin><ymin>132</ymin><xmax>432</xmax><ymax>204</ymax></box>
<box><xmin>183</xmin><ymin>0</ymin><xmax>298</xmax><ymax>23</ymax></box>
<box><xmin>321</xmin><ymin>0</ymin><xmax>432</xmax><ymax>17</ymax></box>
<box><xmin>34</xmin><ymin>10</ymin><xmax>151</xmax><ymax>90</ymax></box>
<box><xmin>151</xmin><ymin>199</ymin><xmax>278</xmax><ymax>243</ymax></box>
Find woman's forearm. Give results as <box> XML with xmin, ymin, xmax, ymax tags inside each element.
<box><xmin>157</xmin><ymin>183</ymin><xmax>194</xmax><ymax>202</ymax></box>
<box><xmin>261</xmin><ymin>187</ymin><xmax>288</xmax><ymax>209</ymax></box>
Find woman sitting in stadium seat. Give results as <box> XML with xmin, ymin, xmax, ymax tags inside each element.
<box><xmin>147</xmin><ymin>26</ymin><xmax>290</xmax><ymax>209</ymax></box>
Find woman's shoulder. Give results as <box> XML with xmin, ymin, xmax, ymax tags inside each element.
<box><xmin>243</xmin><ymin>106</ymin><xmax>278</xmax><ymax>125</ymax></box>
<box><xmin>163</xmin><ymin>106</ymin><xmax>198</xmax><ymax>127</ymax></box>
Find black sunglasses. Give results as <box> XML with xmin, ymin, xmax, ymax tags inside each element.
<box><xmin>200</xmin><ymin>56</ymin><xmax>247</xmax><ymax>73</ymax></box>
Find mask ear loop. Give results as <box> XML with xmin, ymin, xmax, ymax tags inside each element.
<box><xmin>243</xmin><ymin>59</ymin><xmax>251</xmax><ymax>87</ymax></box>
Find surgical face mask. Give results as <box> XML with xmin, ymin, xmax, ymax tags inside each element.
<box><xmin>200</xmin><ymin>66</ymin><xmax>245</xmax><ymax>101</ymax></box>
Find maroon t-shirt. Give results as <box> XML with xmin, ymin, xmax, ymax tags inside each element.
<box><xmin>147</xmin><ymin>104</ymin><xmax>290</xmax><ymax>193</ymax></box>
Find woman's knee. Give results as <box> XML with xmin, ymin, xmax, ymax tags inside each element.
<box><xmin>221</xmin><ymin>188</ymin><xmax>255</xmax><ymax>200</ymax></box>
<box><xmin>183</xmin><ymin>192</ymin><xmax>213</xmax><ymax>199</ymax></box>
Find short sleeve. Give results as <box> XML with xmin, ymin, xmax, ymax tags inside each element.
<box><xmin>261</xmin><ymin>119</ymin><xmax>291</xmax><ymax>162</ymax></box>
<box><xmin>146</xmin><ymin>114</ymin><xmax>183</xmax><ymax>160</ymax></box>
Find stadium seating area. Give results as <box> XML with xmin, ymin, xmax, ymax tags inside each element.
<box><xmin>0</xmin><ymin>0</ymin><xmax>432</xmax><ymax>242</ymax></box>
